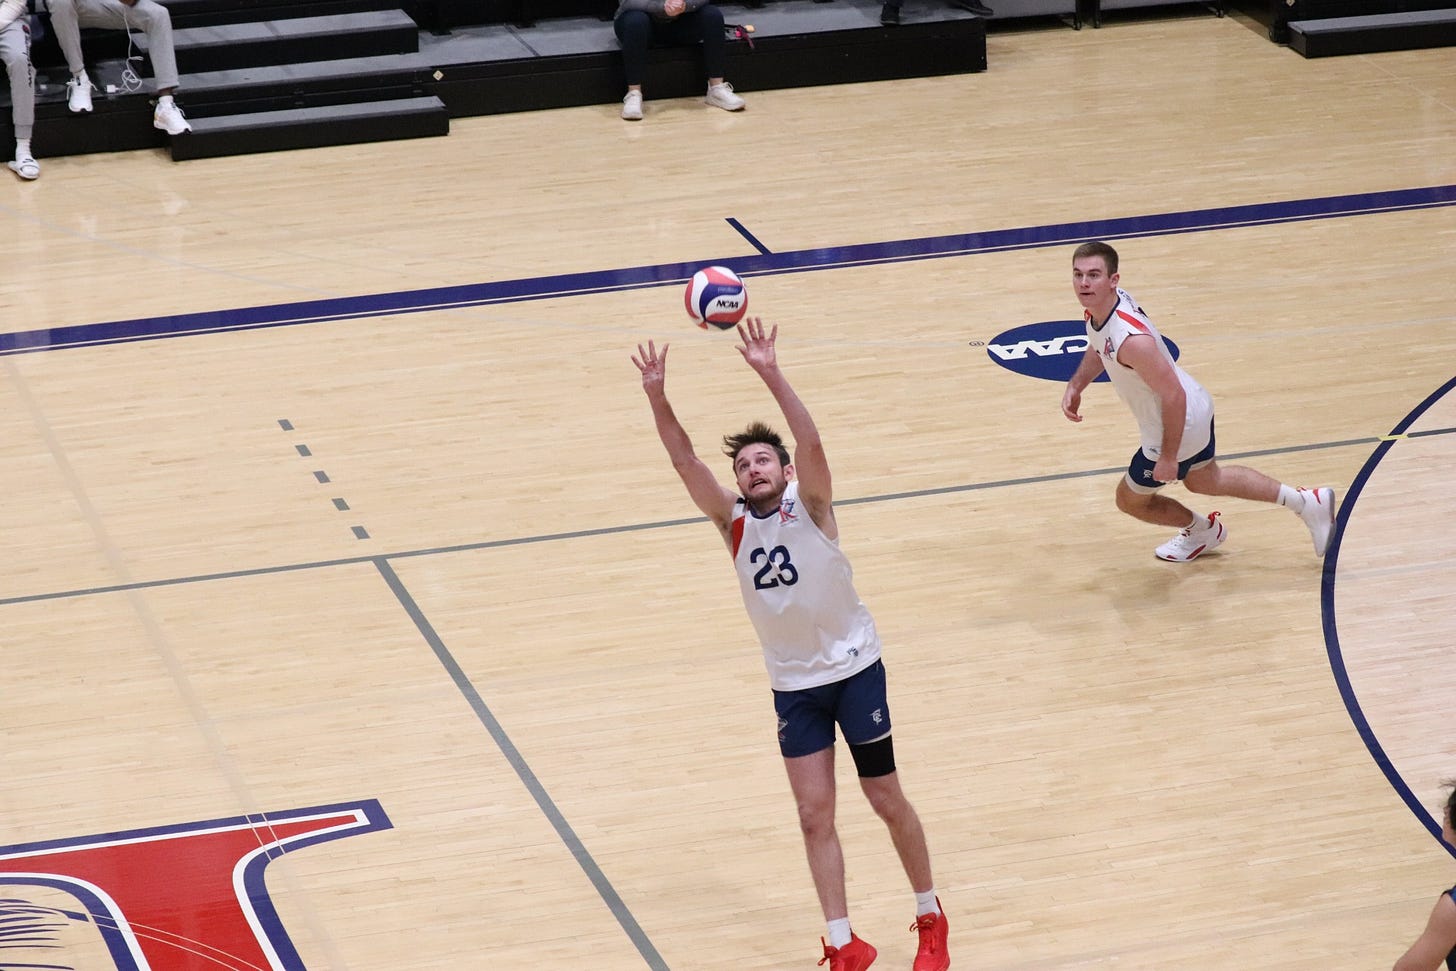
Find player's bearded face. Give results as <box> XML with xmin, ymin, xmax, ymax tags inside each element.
<box><xmin>734</xmin><ymin>444</ymin><xmax>789</xmax><ymax>503</ymax></box>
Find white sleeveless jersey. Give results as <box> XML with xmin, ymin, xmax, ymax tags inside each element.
<box><xmin>730</xmin><ymin>480</ymin><xmax>881</xmax><ymax>691</ymax></box>
<box><xmin>1087</xmin><ymin>288</ymin><xmax>1214</xmax><ymax>460</ymax></box>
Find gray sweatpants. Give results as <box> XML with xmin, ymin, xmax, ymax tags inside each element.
<box><xmin>0</xmin><ymin>18</ymin><xmax>33</xmax><ymax>139</ymax></box>
<box><xmin>48</xmin><ymin>0</ymin><xmax>179</xmax><ymax>91</ymax></box>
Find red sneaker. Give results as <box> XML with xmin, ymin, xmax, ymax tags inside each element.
<box><xmin>818</xmin><ymin>933</ymin><xmax>877</xmax><ymax>970</ymax></box>
<box><xmin>910</xmin><ymin>901</ymin><xmax>950</xmax><ymax>971</ymax></box>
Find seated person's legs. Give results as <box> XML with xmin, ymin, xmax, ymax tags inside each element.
<box><xmin>614</xmin><ymin>8</ymin><xmax>651</xmax><ymax>119</ymax></box>
<box><xmin>0</xmin><ymin>18</ymin><xmax>37</xmax><ymax>179</ymax></box>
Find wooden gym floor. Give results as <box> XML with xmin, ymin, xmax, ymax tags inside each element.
<box><xmin>0</xmin><ymin>10</ymin><xmax>1452</xmax><ymax>970</ymax></box>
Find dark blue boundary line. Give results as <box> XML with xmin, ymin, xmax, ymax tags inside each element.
<box><xmin>2</xmin><ymin>184</ymin><xmax>1452</xmax><ymax>356</ymax></box>
<box><xmin>1321</xmin><ymin>374</ymin><xmax>1456</xmax><ymax>857</ymax></box>
<box><xmin>726</xmin><ymin>217</ymin><xmax>773</xmax><ymax>255</ymax></box>
<box><xmin>373</xmin><ymin>558</ymin><xmax>669</xmax><ymax>970</ymax></box>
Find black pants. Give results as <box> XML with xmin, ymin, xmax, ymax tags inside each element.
<box><xmin>614</xmin><ymin>5</ymin><xmax>727</xmax><ymax>88</ymax></box>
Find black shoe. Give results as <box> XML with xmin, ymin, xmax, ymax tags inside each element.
<box><xmin>950</xmin><ymin>0</ymin><xmax>993</xmax><ymax>14</ymax></box>
<box><xmin>880</xmin><ymin>1</ymin><xmax>901</xmax><ymax>23</ymax></box>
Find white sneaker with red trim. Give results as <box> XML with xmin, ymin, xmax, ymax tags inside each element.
<box><xmin>1154</xmin><ymin>511</ymin><xmax>1225</xmax><ymax>562</ymax></box>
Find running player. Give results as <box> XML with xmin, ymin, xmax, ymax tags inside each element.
<box><xmin>1060</xmin><ymin>240</ymin><xmax>1337</xmax><ymax>562</ymax></box>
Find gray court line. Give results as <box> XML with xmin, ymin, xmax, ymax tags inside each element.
<box><xmin>830</xmin><ymin>435</ymin><xmax>1381</xmax><ymax>506</ymax></box>
<box><xmin>0</xmin><ymin>359</ymin><xmax>352</xmax><ymax>969</ymax></box>
<box><xmin>370</xmin><ymin>557</ymin><xmax>670</xmax><ymax>971</ymax></box>
<box><xmin>0</xmin><ymin>433</ymin><xmax>1406</xmax><ymax>609</ymax></box>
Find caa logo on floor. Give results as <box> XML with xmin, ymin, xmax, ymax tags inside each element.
<box><xmin>986</xmin><ymin>320</ymin><xmax>1179</xmax><ymax>382</ymax></box>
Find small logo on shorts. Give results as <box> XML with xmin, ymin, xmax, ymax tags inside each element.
<box><xmin>871</xmin><ymin>709</ymin><xmax>883</xmax><ymax>725</ymax></box>
<box><xmin>777</xmin><ymin>715</ymin><xmax>788</xmax><ymax>742</ymax></box>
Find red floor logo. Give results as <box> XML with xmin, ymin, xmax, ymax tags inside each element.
<box><xmin>0</xmin><ymin>800</ymin><xmax>391</xmax><ymax>970</ymax></box>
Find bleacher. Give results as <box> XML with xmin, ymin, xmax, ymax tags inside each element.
<box><xmin>17</xmin><ymin>0</ymin><xmax>1437</xmax><ymax>162</ymax></box>
<box><xmin>18</xmin><ymin>0</ymin><xmax>992</xmax><ymax>161</ymax></box>
<box><xmin>1263</xmin><ymin>0</ymin><xmax>1456</xmax><ymax>48</ymax></box>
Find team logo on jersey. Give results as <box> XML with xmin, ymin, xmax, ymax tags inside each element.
<box><xmin>0</xmin><ymin>800</ymin><xmax>391</xmax><ymax>970</ymax></box>
<box><xmin>983</xmin><ymin>321</ymin><xmax>1179</xmax><ymax>382</ymax></box>
<box><xmin>779</xmin><ymin>499</ymin><xmax>797</xmax><ymax>524</ymax></box>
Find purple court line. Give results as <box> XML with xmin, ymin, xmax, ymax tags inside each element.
<box><xmin>2</xmin><ymin>184</ymin><xmax>1452</xmax><ymax>355</ymax></box>
<box><xmin>1321</xmin><ymin>374</ymin><xmax>1456</xmax><ymax>856</ymax></box>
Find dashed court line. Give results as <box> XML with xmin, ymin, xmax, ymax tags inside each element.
<box><xmin>1</xmin><ymin>428</ymin><xmax>1438</xmax><ymax>610</ymax></box>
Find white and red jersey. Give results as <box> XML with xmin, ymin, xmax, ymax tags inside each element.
<box><xmin>730</xmin><ymin>481</ymin><xmax>881</xmax><ymax>691</ymax></box>
<box><xmin>1087</xmin><ymin>287</ymin><xmax>1214</xmax><ymax>461</ymax></box>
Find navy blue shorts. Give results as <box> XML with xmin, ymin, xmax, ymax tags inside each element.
<box><xmin>1126</xmin><ymin>417</ymin><xmax>1217</xmax><ymax>490</ymax></box>
<box><xmin>772</xmin><ymin>660</ymin><xmax>892</xmax><ymax>759</ymax></box>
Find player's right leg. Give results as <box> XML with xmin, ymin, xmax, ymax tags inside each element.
<box><xmin>1122</xmin><ymin>441</ymin><xmax>1226</xmax><ymax>562</ymax></box>
<box><xmin>777</xmin><ymin>685</ymin><xmax>875</xmax><ymax>967</ymax></box>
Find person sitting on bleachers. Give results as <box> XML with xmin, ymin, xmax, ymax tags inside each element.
<box><xmin>46</xmin><ymin>0</ymin><xmax>191</xmax><ymax>135</ymax></box>
<box><xmin>615</xmin><ymin>0</ymin><xmax>745</xmax><ymax>121</ymax></box>
<box><xmin>0</xmin><ymin>0</ymin><xmax>39</xmax><ymax>178</ymax></box>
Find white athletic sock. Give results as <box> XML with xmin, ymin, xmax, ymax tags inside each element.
<box><xmin>826</xmin><ymin>917</ymin><xmax>852</xmax><ymax>948</ymax></box>
<box><xmin>158</xmin><ymin>94</ymin><xmax>175</xmax><ymax>107</ymax></box>
<box><xmin>915</xmin><ymin>889</ymin><xmax>939</xmax><ymax>916</ymax></box>
<box><xmin>1276</xmin><ymin>483</ymin><xmax>1305</xmax><ymax>513</ymax></box>
<box><xmin>15</xmin><ymin>138</ymin><xmax>28</xmax><ymax>158</ymax></box>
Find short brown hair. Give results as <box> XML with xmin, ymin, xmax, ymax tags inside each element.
<box><xmin>723</xmin><ymin>421</ymin><xmax>790</xmax><ymax>467</ymax></box>
<box><xmin>1073</xmin><ymin>240</ymin><xmax>1119</xmax><ymax>274</ymax></box>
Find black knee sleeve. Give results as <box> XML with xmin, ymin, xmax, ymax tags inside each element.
<box><xmin>848</xmin><ymin>735</ymin><xmax>896</xmax><ymax>778</ymax></box>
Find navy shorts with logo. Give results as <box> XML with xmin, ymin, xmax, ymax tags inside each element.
<box><xmin>1127</xmin><ymin>417</ymin><xmax>1217</xmax><ymax>490</ymax></box>
<box><xmin>772</xmin><ymin>659</ymin><xmax>892</xmax><ymax>759</ymax></box>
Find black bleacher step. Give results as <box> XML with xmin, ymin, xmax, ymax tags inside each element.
<box><xmin>170</xmin><ymin>95</ymin><xmax>449</xmax><ymax>161</ymax></box>
<box><xmin>177</xmin><ymin>54</ymin><xmax>437</xmax><ymax>115</ymax></box>
<box><xmin>1287</xmin><ymin>7</ymin><xmax>1456</xmax><ymax>54</ymax></box>
<box><xmin>162</xmin><ymin>0</ymin><xmax>411</xmax><ymax>30</ymax></box>
<box><xmin>158</xmin><ymin>11</ymin><xmax>421</xmax><ymax>75</ymax></box>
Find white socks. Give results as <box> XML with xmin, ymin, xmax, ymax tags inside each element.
<box><xmin>1276</xmin><ymin>484</ymin><xmax>1306</xmax><ymax>513</ymax></box>
<box><xmin>827</xmin><ymin>891</ymin><xmax>940</xmax><ymax>946</ymax></box>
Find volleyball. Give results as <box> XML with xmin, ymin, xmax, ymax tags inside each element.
<box><xmin>684</xmin><ymin>266</ymin><xmax>748</xmax><ymax>330</ymax></box>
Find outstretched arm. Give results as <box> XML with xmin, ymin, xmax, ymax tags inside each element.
<box><xmin>632</xmin><ymin>341</ymin><xmax>739</xmax><ymax>537</ymax></box>
<box><xmin>735</xmin><ymin>318</ymin><xmax>835</xmax><ymax>530</ymax></box>
<box><xmin>1394</xmin><ymin>892</ymin><xmax>1456</xmax><ymax>971</ymax></box>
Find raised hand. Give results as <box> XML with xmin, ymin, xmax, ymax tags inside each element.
<box><xmin>632</xmin><ymin>340</ymin><xmax>669</xmax><ymax>395</ymax></box>
<box><xmin>735</xmin><ymin>317</ymin><xmax>778</xmax><ymax>375</ymax></box>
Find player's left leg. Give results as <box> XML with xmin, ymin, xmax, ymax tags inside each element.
<box><xmin>841</xmin><ymin>662</ymin><xmax>949</xmax><ymax>971</ymax></box>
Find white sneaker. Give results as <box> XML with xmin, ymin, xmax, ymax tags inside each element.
<box><xmin>154</xmin><ymin>99</ymin><xmax>192</xmax><ymax>135</ymax></box>
<box><xmin>1296</xmin><ymin>487</ymin><xmax>1336</xmax><ymax>556</ymax></box>
<box><xmin>705</xmin><ymin>81</ymin><xmax>745</xmax><ymax>111</ymax></box>
<box><xmin>67</xmin><ymin>73</ymin><xmax>95</xmax><ymax>113</ymax></box>
<box><xmin>621</xmin><ymin>90</ymin><xmax>642</xmax><ymax>121</ymax></box>
<box><xmin>1155</xmin><ymin>511</ymin><xmax>1226</xmax><ymax>562</ymax></box>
